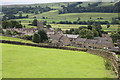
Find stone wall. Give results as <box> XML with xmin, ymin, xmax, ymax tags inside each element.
<box><xmin>0</xmin><ymin>40</ymin><xmax>120</xmax><ymax>79</ymax></box>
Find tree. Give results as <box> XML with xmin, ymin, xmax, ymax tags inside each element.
<box><xmin>32</xmin><ymin>19</ymin><xmax>38</xmax><ymax>26</ymax></box>
<box><xmin>6</xmin><ymin>30</ymin><xmax>12</xmax><ymax>35</ymax></box>
<box><xmin>69</xmin><ymin>28</ymin><xmax>74</xmax><ymax>34</ymax></box>
<box><xmin>32</xmin><ymin>33</ymin><xmax>40</xmax><ymax>43</ymax></box>
<box><xmin>110</xmin><ymin>32</ymin><xmax>120</xmax><ymax>43</ymax></box>
<box><xmin>46</xmin><ymin>24</ymin><xmax>51</xmax><ymax>29</ymax></box>
<box><xmin>77</xmin><ymin>17</ymin><xmax>80</xmax><ymax>21</ymax></box>
<box><xmin>107</xmin><ymin>24</ymin><xmax>110</xmax><ymax>28</ymax></box>
<box><xmin>26</xmin><ymin>15</ymin><xmax>29</xmax><ymax>18</ymax></box>
<box><xmin>56</xmin><ymin>28</ymin><xmax>62</xmax><ymax>31</ymax></box>
<box><xmin>87</xmin><ymin>24</ymin><xmax>92</xmax><ymax>30</ymax></box>
<box><xmin>79</xmin><ymin>29</ymin><xmax>94</xmax><ymax>39</ymax></box>
<box><xmin>2</xmin><ymin>21</ymin><xmax>12</xmax><ymax>29</ymax></box>
<box><xmin>92</xmin><ymin>28</ymin><xmax>99</xmax><ymax>37</ymax></box>
<box><xmin>65</xmin><ymin>30</ymin><xmax>70</xmax><ymax>34</ymax></box>
<box><xmin>10</xmin><ymin>21</ymin><xmax>22</xmax><ymax>28</ymax></box>
<box><xmin>38</xmin><ymin>30</ymin><xmax>48</xmax><ymax>42</ymax></box>
<box><xmin>0</xmin><ymin>28</ymin><xmax>4</xmax><ymax>34</ymax></box>
<box><xmin>12</xmin><ymin>30</ymin><xmax>19</xmax><ymax>35</ymax></box>
<box><xmin>19</xmin><ymin>13</ymin><xmax>22</xmax><ymax>18</ymax></box>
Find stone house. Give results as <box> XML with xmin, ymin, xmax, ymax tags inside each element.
<box><xmin>3</xmin><ymin>28</ymin><xmax>38</xmax><ymax>36</ymax></box>
<box><xmin>64</xmin><ymin>34</ymin><xmax>79</xmax><ymax>41</ymax></box>
<box><xmin>49</xmin><ymin>33</ymin><xmax>70</xmax><ymax>46</ymax></box>
<box><xmin>73</xmin><ymin>36</ymin><xmax>114</xmax><ymax>49</ymax></box>
<box><xmin>45</xmin><ymin>28</ymin><xmax>55</xmax><ymax>37</ymax></box>
<box><xmin>73</xmin><ymin>38</ymin><xmax>87</xmax><ymax>47</ymax></box>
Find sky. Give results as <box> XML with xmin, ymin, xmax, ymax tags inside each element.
<box><xmin>1</xmin><ymin>0</ymin><xmax>117</xmax><ymax>5</ymax></box>
<box><xmin>1</xmin><ymin>0</ymin><xmax>90</xmax><ymax>5</ymax></box>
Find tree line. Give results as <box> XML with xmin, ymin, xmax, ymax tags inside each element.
<box><xmin>2</xmin><ymin>6</ymin><xmax>52</xmax><ymax>20</ymax></box>
<box><xmin>59</xmin><ymin>2</ymin><xmax>120</xmax><ymax>14</ymax></box>
<box><xmin>65</xmin><ymin>23</ymin><xmax>103</xmax><ymax>39</ymax></box>
<box><xmin>52</xmin><ymin>19</ymin><xmax>119</xmax><ymax>25</ymax></box>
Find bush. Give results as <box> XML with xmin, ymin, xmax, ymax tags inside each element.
<box><xmin>6</xmin><ymin>30</ymin><xmax>12</xmax><ymax>35</ymax></box>
<box><xmin>0</xmin><ymin>28</ymin><xmax>4</xmax><ymax>34</ymax></box>
<box><xmin>12</xmin><ymin>30</ymin><xmax>19</xmax><ymax>35</ymax></box>
<box><xmin>32</xmin><ymin>33</ymin><xmax>40</xmax><ymax>43</ymax></box>
<box><xmin>79</xmin><ymin>29</ymin><xmax>94</xmax><ymax>39</ymax></box>
<box><xmin>21</xmin><ymin>35</ymin><xmax>32</xmax><ymax>40</ymax></box>
<box><xmin>46</xmin><ymin>24</ymin><xmax>51</xmax><ymax>29</ymax></box>
<box><xmin>38</xmin><ymin>30</ymin><xmax>48</xmax><ymax>42</ymax></box>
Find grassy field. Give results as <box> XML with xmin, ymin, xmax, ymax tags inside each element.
<box><xmin>2</xmin><ymin>43</ymin><xmax>116</xmax><ymax>78</ymax></box>
<box><xmin>50</xmin><ymin>24</ymin><xmax>119</xmax><ymax>31</ymax></box>
<box><xmin>14</xmin><ymin>10</ymin><xmax>118</xmax><ymax>24</ymax></box>
<box><xmin>0</xmin><ymin>36</ymin><xmax>34</xmax><ymax>44</ymax></box>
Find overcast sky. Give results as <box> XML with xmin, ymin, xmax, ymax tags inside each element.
<box><xmin>1</xmin><ymin>0</ymin><xmax>117</xmax><ymax>5</ymax></box>
<box><xmin>1</xmin><ymin>0</ymin><xmax>90</xmax><ymax>5</ymax></box>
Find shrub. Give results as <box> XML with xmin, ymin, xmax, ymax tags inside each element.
<box><xmin>21</xmin><ymin>35</ymin><xmax>32</xmax><ymax>40</ymax></box>
<box><xmin>32</xmin><ymin>33</ymin><xmax>40</xmax><ymax>43</ymax></box>
<box><xmin>6</xmin><ymin>30</ymin><xmax>12</xmax><ymax>35</ymax></box>
<box><xmin>12</xmin><ymin>30</ymin><xmax>19</xmax><ymax>35</ymax></box>
<box><xmin>38</xmin><ymin>30</ymin><xmax>48</xmax><ymax>42</ymax></box>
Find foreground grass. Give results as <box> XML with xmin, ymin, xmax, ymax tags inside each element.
<box><xmin>2</xmin><ymin>43</ymin><xmax>116</xmax><ymax>78</ymax></box>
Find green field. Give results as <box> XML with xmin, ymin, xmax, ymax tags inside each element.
<box><xmin>1</xmin><ymin>36</ymin><xmax>34</xmax><ymax>44</ymax></box>
<box><xmin>50</xmin><ymin>24</ymin><xmax>118</xmax><ymax>31</ymax></box>
<box><xmin>2</xmin><ymin>43</ymin><xmax>116</xmax><ymax>78</ymax></box>
<box><xmin>14</xmin><ymin>10</ymin><xmax>118</xmax><ymax>24</ymax></box>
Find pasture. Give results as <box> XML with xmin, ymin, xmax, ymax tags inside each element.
<box><xmin>50</xmin><ymin>24</ymin><xmax>119</xmax><ymax>31</ymax></box>
<box><xmin>14</xmin><ymin>10</ymin><xmax>118</xmax><ymax>24</ymax></box>
<box><xmin>2</xmin><ymin>43</ymin><xmax>116</xmax><ymax>78</ymax></box>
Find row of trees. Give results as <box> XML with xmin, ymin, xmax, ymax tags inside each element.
<box><xmin>53</xmin><ymin>19</ymin><xmax>119</xmax><ymax>25</ymax></box>
<box><xmin>2</xmin><ymin>13</ymin><xmax>29</xmax><ymax>20</ymax></box>
<box><xmin>2</xmin><ymin>6</ymin><xmax>52</xmax><ymax>15</ymax></box>
<box><xmin>59</xmin><ymin>2</ymin><xmax>120</xmax><ymax>14</ymax></box>
<box><xmin>2</xmin><ymin>6</ymin><xmax>52</xmax><ymax>20</ymax></box>
<box><xmin>65</xmin><ymin>23</ymin><xmax>103</xmax><ymax>39</ymax></box>
<box><xmin>2</xmin><ymin>21</ymin><xmax>23</xmax><ymax>29</ymax></box>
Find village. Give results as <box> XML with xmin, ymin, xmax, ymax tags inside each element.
<box><xmin>1</xmin><ymin>1</ymin><xmax>120</xmax><ymax>79</ymax></box>
<box><xmin>2</xmin><ymin>21</ymin><xmax>119</xmax><ymax>51</ymax></box>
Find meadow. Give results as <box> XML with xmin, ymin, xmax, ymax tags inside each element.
<box><xmin>13</xmin><ymin>10</ymin><xmax>118</xmax><ymax>32</ymax></box>
<box><xmin>2</xmin><ymin>43</ymin><xmax>116</xmax><ymax>78</ymax></box>
<box><xmin>14</xmin><ymin>10</ymin><xmax>118</xmax><ymax>24</ymax></box>
<box><xmin>51</xmin><ymin>24</ymin><xmax>119</xmax><ymax>31</ymax></box>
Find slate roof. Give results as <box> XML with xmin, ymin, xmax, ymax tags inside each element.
<box><xmin>65</xmin><ymin>34</ymin><xmax>79</xmax><ymax>39</ymax></box>
<box><xmin>97</xmin><ymin>41</ymin><xmax>113</xmax><ymax>46</ymax></box>
<box><xmin>50</xmin><ymin>34</ymin><xmax>62</xmax><ymax>41</ymax></box>
<box><xmin>75</xmin><ymin>38</ymin><xmax>87</xmax><ymax>42</ymax></box>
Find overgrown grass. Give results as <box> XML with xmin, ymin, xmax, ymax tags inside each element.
<box><xmin>2</xmin><ymin>43</ymin><xmax>116</xmax><ymax>78</ymax></box>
